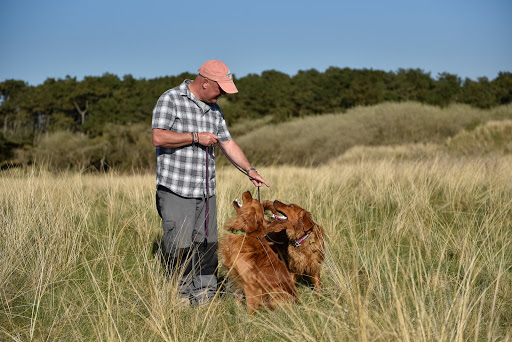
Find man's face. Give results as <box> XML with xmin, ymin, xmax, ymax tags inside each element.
<box><xmin>203</xmin><ymin>78</ymin><xmax>226</xmax><ymax>104</ymax></box>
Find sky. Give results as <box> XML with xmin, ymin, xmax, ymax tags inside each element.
<box><xmin>1</xmin><ymin>0</ymin><xmax>511</xmax><ymax>86</ymax></box>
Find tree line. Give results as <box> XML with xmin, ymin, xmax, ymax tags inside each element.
<box><xmin>1</xmin><ymin>67</ymin><xmax>511</xmax><ymax>169</ymax></box>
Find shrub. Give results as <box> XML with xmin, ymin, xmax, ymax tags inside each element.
<box><xmin>34</xmin><ymin>131</ymin><xmax>108</xmax><ymax>171</ymax></box>
<box><xmin>234</xmin><ymin>102</ymin><xmax>512</xmax><ymax>166</ymax></box>
<box><xmin>101</xmin><ymin>123</ymin><xmax>155</xmax><ymax>171</ymax></box>
<box><xmin>446</xmin><ymin>120</ymin><xmax>512</xmax><ymax>155</ymax></box>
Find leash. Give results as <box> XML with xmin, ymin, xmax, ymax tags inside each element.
<box><xmin>204</xmin><ymin>146</ymin><xmax>210</xmax><ymax>246</ymax></box>
<box><xmin>213</xmin><ymin>142</ymin><xmax>316</xmax><ymax>249</ymax></box>
<box><xmin>204</xmin><ymin>142</ymin><xmax>261</xmax><ymax>246</ymax></box>
<box><xmin>265</xmin><ymin>234</ymin><xmax>286</xmax><ymax>245</ymax></box>
<box><xmin>216</xmin><ymin>142</ymin><xmax>261</xmax><ymax>202</ymax></box>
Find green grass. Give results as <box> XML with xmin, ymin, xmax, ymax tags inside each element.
<box><xmin>229</xmin><ymin>102</ymin><xmax>512</xmax><ymax>166</ymax></box>
<box><xmin>1</xmin><ymin>150</ymin><xmax>511</xmax><ymax>341</ymax></box>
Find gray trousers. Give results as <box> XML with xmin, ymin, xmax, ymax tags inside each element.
<box><xmin>156</xmin><ymin>186</ymin><xmax>218</xmax><ymax>304</ymax></box>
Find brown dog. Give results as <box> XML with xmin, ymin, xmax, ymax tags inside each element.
<box><xmin>263</xmin><ymin>200</ymin><xmax>325</xmax><ymax>290</ymax></box>
<box><xmin>219</xmin><ymin>191</ymin><xmax>298</xmax><ymax>313</ymax></box>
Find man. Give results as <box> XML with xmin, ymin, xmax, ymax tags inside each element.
<box><xmin>152</xmin><ymin>60</ymin><xmax>269</xmax><ymax>305</ymax></box>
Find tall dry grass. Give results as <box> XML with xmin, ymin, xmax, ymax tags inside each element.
<box><xmin>1</xmin><ymin>152</ymin><xmax>511</xmax><ymax>341</ymax></box>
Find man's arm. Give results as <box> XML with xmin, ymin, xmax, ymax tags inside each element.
<box><xmin>218</xmin><ymin>139</ymin><xmax>270</xmax><ymax>187</ymax></box>
<box><xmin>152</xmin><ymin>129</ymin><xmax>220</xmax><ymax>148</ymax></box>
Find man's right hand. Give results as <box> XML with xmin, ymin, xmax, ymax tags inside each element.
<box><xmin>198</xmin><ymin>132</ymin><xmax>219</xmax><ymax>147</ymax></box>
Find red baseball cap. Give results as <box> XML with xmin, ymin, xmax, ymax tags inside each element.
<box><xmin>198</xmin><ymin>60</ymin><xmax>238</xmax><ymax>94</ymax></box>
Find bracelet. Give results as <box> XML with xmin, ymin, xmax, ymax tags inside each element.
<box><xmin>247</xmin><ymin>167</ymin><xmax>257</xmax><ymax>173</ymax></box>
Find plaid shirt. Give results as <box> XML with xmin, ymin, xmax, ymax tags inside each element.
<box><xmin>152</xmin><ymin>80</ymin><xmax>232</xmax><ymax>198</ymax></box>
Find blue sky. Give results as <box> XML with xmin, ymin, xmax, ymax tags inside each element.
<box><xmin>1</xmin><ymin>0</ymin><xmax>511</xmax><ymax>86</ymax></box>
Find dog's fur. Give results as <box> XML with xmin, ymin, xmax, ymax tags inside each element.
<box><xmin>219</xmin><ymin>191</ymin><xmax>298</xmax><ymax>313</ymax></box>
<box><xmin>263</xmin><ymin>200</ymin><xmax>325</xmax><ymax>290</ymax></box>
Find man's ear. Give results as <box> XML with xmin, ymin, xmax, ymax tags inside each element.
<box><xmin>201</xmin><ymin>78</ymin><xmax>209</xmax><ymax>89</ymax></box>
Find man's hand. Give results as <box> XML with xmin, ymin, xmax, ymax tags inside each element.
<box><xmin>247</xmin><ymin>169</ymin><xmax>269</xmax><ymax>188</ymax></box>
<box><xmin>198</xmin><ymin>132</ymin><xmax>219</xmax><ymax>147</ymax></box>
<box><xmin>218</xmin><ymin>139</ymin><xmax>270</xmax><ymax>188</ymax></box>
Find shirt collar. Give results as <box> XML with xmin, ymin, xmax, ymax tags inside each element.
<box><xmin>180</xmin><ymin>79</ymin><xmax>211</xmax><ymax>113</ymax></box>
<box><xmin>180</xmin><ymin>79</ymin><xmax>222</xmax><ymax>114</ymax></box>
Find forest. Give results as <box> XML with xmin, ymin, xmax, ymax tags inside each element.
<box><xmin>1</xmin><ymin>67</ymin><xmax>511</xmax><ymax>170</ymax></box>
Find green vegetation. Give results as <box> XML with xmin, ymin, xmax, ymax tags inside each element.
<box><xmin>1</xmin><ymin>101</ymin><xmax>511</xmax><ymax>171</ymax></box>
<box><xmin>446</xmin><ymin>120</ymin><xmax>512</xmax><ymax>155</ymax></box>
<box><xmin>1</xmin><ymin>68</ymin><xmax>511</xmax><ymax>169</ymax></box>
<box><xmin>1</xmin><ymin>151</ymin><xmax>511</xmax><ymax>341</ymax></box>
<box><xmin>2</xmin><ymin>100</ymin><xmax>512</xmax><ymax>340</ymax></box>
<box><xmin>230</xmin><ymin>102</ymin><xmax>512</xmax><ymax>166</ymax></box>
<box><xmin>2</xmin><ymin>66</ymin><xmax>511</xmax><ymax>340</ymax></box>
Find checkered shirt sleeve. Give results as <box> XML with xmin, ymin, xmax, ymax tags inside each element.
<box><xmin>152</xmin><ymin>80</ymin><xmax>232</xmax><ymax>198</ymax></box>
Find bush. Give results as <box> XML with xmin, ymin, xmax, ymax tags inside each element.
<box><xmin>32</xmin><ymin>123</ymin><xmax>155</xmax><ymax>172</ymax></box>
<box><xmin>446</xmin><ymin>120</ymin><xmax>512</xmax><ymax>155</ymax></box>
<box><xmin>233</xmin><ymin>102</ymin><xmax>512</xmax><ymax>166</ymax></box>
<box><xmin>26</xmin><ymin>102</ymin><xmax>512</xmax><ymax>171</ymax></box>
<box><xmin>101</xmin><ymin>123</ymin><xmax>155</xmax><ymax>171</ymax></box>
<box><xmin>34</xmin><ymin>131</ymin><xmax>108</xmax><ymax>171</ymax></box>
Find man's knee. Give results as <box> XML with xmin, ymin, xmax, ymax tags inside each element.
<box><xmin>162</xmin><ymin>220</ymin><xmax>194</xmax><ymax>256</ymax></box>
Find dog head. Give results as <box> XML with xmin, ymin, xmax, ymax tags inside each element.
<box><xmin>271</xmin><ymin>200</ymin><xmax>317</xmax><ymax>240</ymax></box>
<box><xmin>228</xmin><ymin>191</ymin><xmax>265</xmax><ymax>234</ymax></box>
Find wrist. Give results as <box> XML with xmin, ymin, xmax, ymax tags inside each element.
<box><xmin>191</xmin><ymin>132</ymin><xmax>199</xmax><ymax>145</ymax></box>
<box><xmin>247</xmin><ymin>167</ymin><xmax>257</xmax><ymax>173</ymax></box>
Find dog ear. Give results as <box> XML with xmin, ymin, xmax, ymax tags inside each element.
<box><xmin>240</xmin><ymin>208</ymin><xmax>259</xmax><ymax>234</ymax></box>
<box><xmin>262</xmin><ymin>200</ymin><xmax>277</xmax><ymax>214</ymax></box>
<box><xmin>232</xmin><ymin>201</ymin><xmax>241</xmax><ymax>213</ymax></box>
<box><xmin>242</xmin><ymin>191</ymin><xmax>253</xmax><ymax>203</ymax></box>
<box><xmin>252</xmin><ymin>211</ymin><xmax>260</xmax><ymax>232</ymax></box>
<box><xmin>255</xmin><ymin>204</ymin><xmax>266</xmax><ymax>232</ymax></box>
<box><xmin>266</xmin><ymin>220</ymin><xmax>289</xmax><ymax>233</ymax></box>
<box><xmin>240</xmin><ymin>213</ymin><xmax>252</xmax><ymax>233</ymax></box>
<box><xmin>301</xmin><ymin>210</ymin><xmax>316</xmax><ymax>231</ymax></box>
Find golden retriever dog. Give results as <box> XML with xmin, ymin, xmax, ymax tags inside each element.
<box><xmin>219</xmin><ymin>191</ymin><xmax>298</xmax><ymax>313</ymax></box>
<box><xmin>263</xmin><ymin>200</ymin><xmax>325</xmax><ymax>290</ymax></box>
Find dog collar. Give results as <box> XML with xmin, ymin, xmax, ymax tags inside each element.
<box><xmin>292</xmin><ymin>224</ymin><xmax>317</xmax><ymax>247</ymax></box>
<box><xmin>231</xmin><ymin>230</ymin><xmax>247</xmax><ymax>236</ymax></box>
<box><xmin>292</xmin><ymin>233</ymin><xmax>310</xmax><ymax>247</ymax></box>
